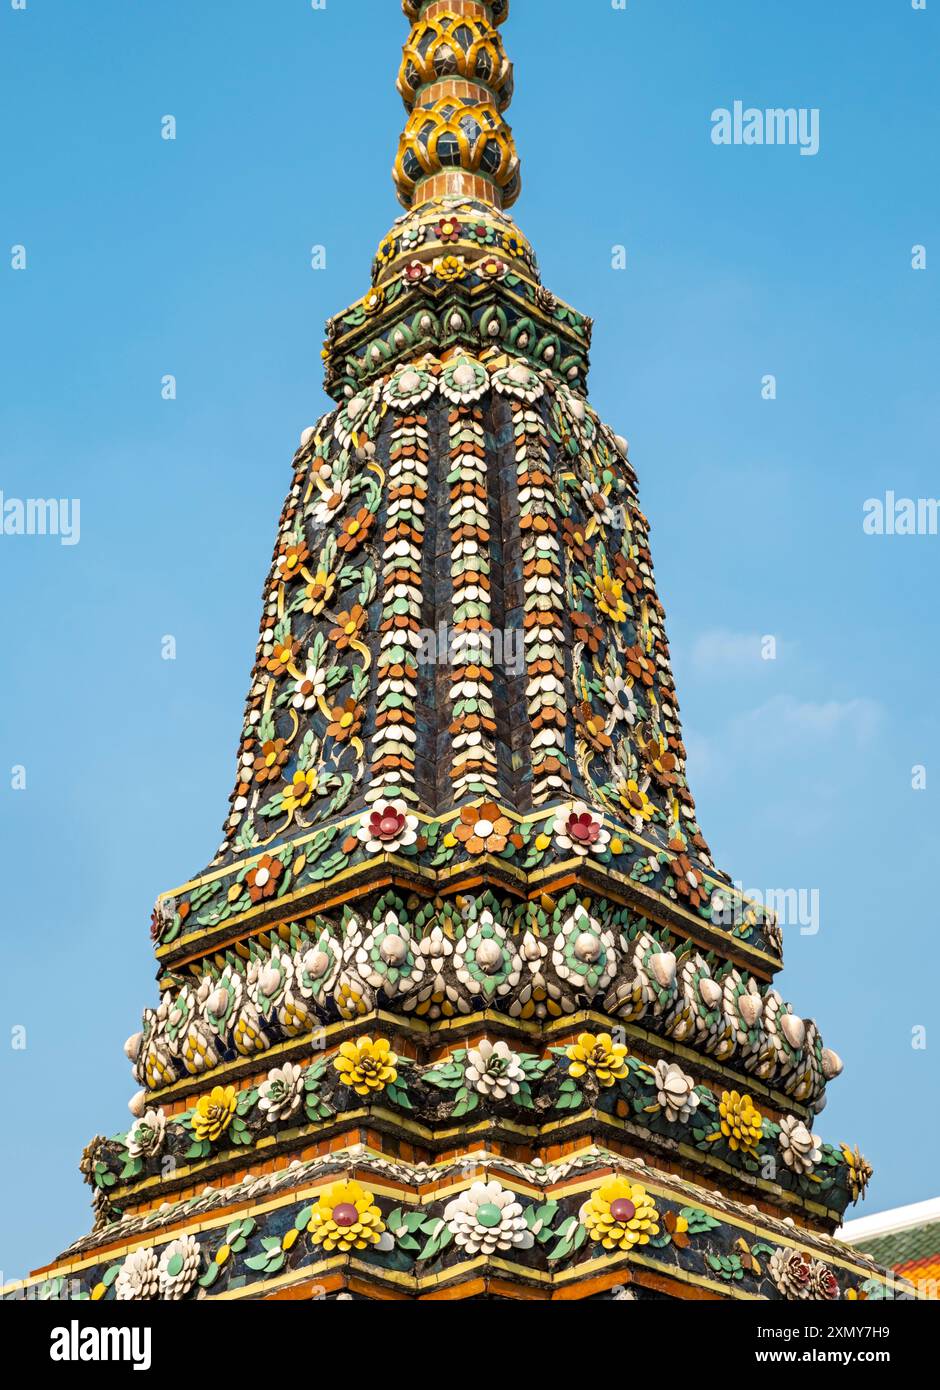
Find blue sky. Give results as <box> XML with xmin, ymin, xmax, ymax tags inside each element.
<box><xmin>0</xmin><ymin>0</ymin><xmax>937</xmax><ymax>1279</ymax></box>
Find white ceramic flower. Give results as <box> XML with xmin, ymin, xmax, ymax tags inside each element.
<box><xmin>443</xmin><ymin>1180</ymin><xmax>535</xmax><ymax>1256</ymax></box>
<box><xmin>492</xmin><ymin>359</ymin><xmax>544</xmax><ymax>402</ymax></box>
<box><xmin>248</xmin><ymin>944</ymin><xmax>294</xmax><ymax>1016</ymax></box>
<box><xmin>553</xmin><ymin>801</ymin><xmax>610</xmax><ymax>858</ymax></box>
<box><xmin>357</xmin><ymin>800</ymin><xmax>420</xmax><ymax>854</ymax></box>
<box><xmin>778</xmin><ymin>1114</ymin><xmax>823</xmax><ymax>1176</ymax></box>
<box><xmin>384</xmin><ymin>366</ymin><xmax>437</xmax><ymax>410</ymax></box>
<box><xmin>311</xmin><ymin>478</ymin><xmax>351</xmax><ymax>525</ymax></box>
<box><xmin>464</xmin><ymin>1040</ymin><xmax>526</xmax><ymax>1100</ymax></box>
<box><xmin>258</xmin><ymin>1061</ymin><xmax>305</xmax><ymax>1124</ymax></box>
<box><xmin>157</xmin><ymin>1234</ymin><xmax>201</xmax><ymax>1300</ymax></box>
<box><xmin>440</xmin><ymin>357</ymin><xmax>488</xmax><ymax>405</ymax></box>
<box><xmin>400</xmin><ymin>222</ymin><xmax>426</xmax><ymax>252</ymax></box>
<box><xmin>419</xmin><ymin>925</ymin><xmax>452</xmax><ymax>970</ymax></box>
<box><xmin>126</xmin><ymin>1108</ymin><xmax>166</xmax><ymax>1160</ymax></box>
<box><xmin>604</xmin><ymin>673</ymin><xmax>638</xmax><ymax>725</ymax></box>
<box><xmin>652</xmin><ymin>1060</ymin><xmax>700</xmax><ymax>1124</ymax></box>
<box><xmin>291</xmin><ymin>664</ymin><xmax>328</xmax><ymax>712</ymax></box>
<box><xmin>115</xmin><ymin>1246</ymin><xmax>160</xmax><ymax>1301</ymax></box>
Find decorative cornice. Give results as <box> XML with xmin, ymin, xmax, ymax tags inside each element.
<box><xmin>153</xmin><ymin>805</ymin><xmax>782</xmax><ymax>973</ymax></box>
<box><xmin>324</xmin><ymin>243</ymin><xmax>586</xmax><ymax>399</ymax></box>
<box><xmin>136</xmin><ymin>889</ymin><xmax>833</xmax><ymax>1133</ymax></box>
<box><xmin>6</xmin><ymin>1147</ymin><xmax>907</xmax><ymax>1304</ymax></box>
<box><xmin>96</xmin><ymin>1028</ymin><xmax>861</xmax><ymax>1225</ymax></box>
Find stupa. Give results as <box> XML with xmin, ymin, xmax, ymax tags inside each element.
<box><xmin>4</xmin><ymin>1</ymin><xmax>908</xmax><ymax>1303</ymax></box>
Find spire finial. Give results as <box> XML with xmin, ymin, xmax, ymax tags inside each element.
<box><xmin>394</xmin><ymin>0</ymin><xmax>520</xmax><ymax>211</ymax></box>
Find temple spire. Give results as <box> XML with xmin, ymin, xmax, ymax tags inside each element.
<box><xmin>394</xmin><ymin>0</ymin><xmax>520</xmax><ymax>210</ymax></box>
<box><xmin>1</xmin><ymin>8</ymin><xmax>896</xmax><ymax>1311</ymax></box>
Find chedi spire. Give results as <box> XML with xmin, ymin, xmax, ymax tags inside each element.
<box><xmin>2</xmin><ymin>3</ymin><xmax>902</xmax><ymax>1307</ymax></box>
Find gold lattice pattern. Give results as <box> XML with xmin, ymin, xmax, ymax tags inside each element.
<box><xmin>394</xmin><ymin>1</ymin><xmax>520</xmax><ymax>210</ymax></box>
<box><xmin>398</xmin><ymin>12</ymin><xmax>513</xmax><ymax>109</ymax></box>
<box><xmin>396</xmin><ymin>95</ymin><xmax>520</xmax><ymax>208</ymax></box>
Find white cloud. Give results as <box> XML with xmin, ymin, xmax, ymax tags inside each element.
<box><xmin>686</xmin><ymin>694</ymin><xmax>883</xmax><ymax>787</ymax></box>
<box><xmin>733</xmin><ymin>694</ymin><xmax>883</xmax><ymax>749</ymax></box>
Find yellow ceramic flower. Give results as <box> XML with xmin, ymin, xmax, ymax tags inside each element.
<box><xmin>718</xmin><ymin>1090</ymin><xmax>764</xmax><ymax>1155</ymax></box>
<box><xmin>333</xmin><ymin>1036</ymin><xmax>398</xmax><ymax>1095</ymax></box>
<box><xmin>566</xmin><ymin>1032</ymin><xmax>629</xmax><ymax>1088</ymax></box>
<box><xmin>594</xmin><ymin>575</ymin><xmax>629</xmax><ymax>624</ymax></box>
<box><xmin>283</xmin><ymin>769</ymin><xmax>318</xmax><ymax>815</ymax></box>
<box><xmin>302</xmin><ymin>570</ymin><xmax>336</xmax><ymax>617</ymax></box>
<box><xmin>335</xmin><ymin>979</ymin><xmax>372</xmax><ymax>1020</ymax></box>
<box><xmin>191</xmin><ymin>1085</ymin><xmax>238</xmax><ymax>1143</ymax></box>
<box><xmin>841</xmin><ymin>1145</ymin><xmax>874</xmax><ymax>1203</ymax></box>
<box><xmin>619</xmin><ymin>777</ymin><xmax>654</xmax><ymax>823</ymax></box>
<box><xmin>581</xmin><ymin>1177</ymin><xmax>660</xmax><ymax>1250</ymax></box>
<box><xmin>307</xmin><ymin>1179</ymin><xmax>385</xmax><ymax>1252</ymax></box>
<box><xmin>434</xmin><ymin>254</ymin><xmax>467</xmax><ymax>283</ymax></box>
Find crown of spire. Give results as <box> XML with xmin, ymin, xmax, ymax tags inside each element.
<box><xmin>394</xmin><ymin>0</ymin><xmax>520</xmax><ymax>210</ymax></box>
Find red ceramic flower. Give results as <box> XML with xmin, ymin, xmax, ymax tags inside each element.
<box><xmin>435</xmin><ymin>218</ymin><xmax>462</xmax><ymax>244</ymax></box>
<box><xmin>357</xmin><ymin>800</ymin><xmax>419</xmax><ymax>854</ymax></box>
<box><xmin>479</xmin><ymin>256</ymin><xmax>508</xmax><ymax>280</ymax></box>
<box><xmin>812</xmin><ymin>1265</ymin><xmax>840</xmax><ymax>1301</ymax></box>
<box><xmin>553</xmin><ymin>803</ymin><xmax>611</xmax><ymax>857</ymax></box>
<box><xmin>368</xmin><ymin>806</ymin><xmax>405</xmax><ymax>843</ymax></box>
